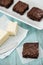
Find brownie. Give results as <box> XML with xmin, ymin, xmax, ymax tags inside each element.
<box><xmin>22</xmin><ymin>43</ymin><xmax>39</xmax><ymax>58</ymax></box>
<box><xmin>0</xmin><ymin>0</ymin><xmax>14</xmax><ymax>8</ymax></box>
<box><xmin>27</xmin><ymin>7</ymin><xmax>43</xmax><ymax>21</ymax></box>
<box><xmin>13</xmin><ymin>1</ymin><xmax>29</xmax><ymax>15</ymax></box>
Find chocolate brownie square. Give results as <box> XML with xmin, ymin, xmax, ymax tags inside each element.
<box><xmin>27</xmin><ymin>7</ymin><xmax>43</xmax><ymax>21</ymax></box>
<box><xmin>13</xmin><ymin>1</ymin><xmax>29</xmax><ymax>15</ymax></box>
<box><xmin>0</xmin><ymin>0</ymin><xmax>14</xmax><ymax>8</ymax></box>
<box><xmin>22</xmin><ymin>43</ymin><xmax>39</xmax><ymax>58</ymax></box>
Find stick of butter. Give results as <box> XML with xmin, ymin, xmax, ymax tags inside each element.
<box><xmin>0</xmin><ymin>29</ymin><xmax>9</xmax><ymax>46</ymax></box>
<box><xmin>7</xmin><ymin>22</ymin><xmax>18</xmax><ymax>35</ymax></box>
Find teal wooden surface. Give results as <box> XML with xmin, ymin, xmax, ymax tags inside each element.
<box><xmin>0</xmin><ymin>12</ymin><xmax>43</xmax><ymax>65</ymax></box>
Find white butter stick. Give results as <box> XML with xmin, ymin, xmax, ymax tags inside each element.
<box><xmin>7</xmin><ymin>22</ymin><xmax>18</xmax><ymax>35</ymax></box>
<box><xmin>0</xmin><ymin>29</ymin><xmax>9</xmax><ymax>46</ymax></box>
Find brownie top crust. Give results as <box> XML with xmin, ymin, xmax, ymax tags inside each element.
<box><xmin>27</xmin><ymin>7</ymin><xmax>43</xmax><ymax>21</ymax></box>
<box><xmin>22</xmin><ymin>43</ymin><xmax>39</xmax><ymax>58</ymax></box>
<box><xmin>0</xmin><ymin>0</ymin><xmax>13</xmax><ymax>8</ymax></box>
<box><xmin>13</xmin><ymin>1</ymin><xmax>29</xmax><ymax>15</ymax></box>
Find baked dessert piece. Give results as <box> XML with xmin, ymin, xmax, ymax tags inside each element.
<box><xmin>27</xmin><ymin>7</ymin><xmax>43</xmax><ymax>21</ymax></box>
<box><xmin>0</xmin><ymin>29</ymin><xmax>9</xmax><ymax>46</ymax></box>
<box><xmin>7</xmin><ymin>22</ymin><xmax>18</xmax><ymax>36</ymax></box>
<box><xmin>13</xmin><ymin>1</ymin><xmax>29</xmax><ymax>15</ymax></box>
<box><xmin>22</xmin><ymin>43</ymin><xmax>39</xmax><ymax>58</ymax></box>
<box><xmin>0</xmin><ymin>0</ymin><xmax>14</xmax><ymax>8</ymax></box>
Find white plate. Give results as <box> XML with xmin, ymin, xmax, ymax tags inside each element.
<box><xmin>0</xmin><ymin>15</ymin><xmax>28</xmax><ymax>54</ymax></box>
<box><xmin>0</xmin><ymin>0</ymin><xmax>43</xmax><ymax>30</ymax></box>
